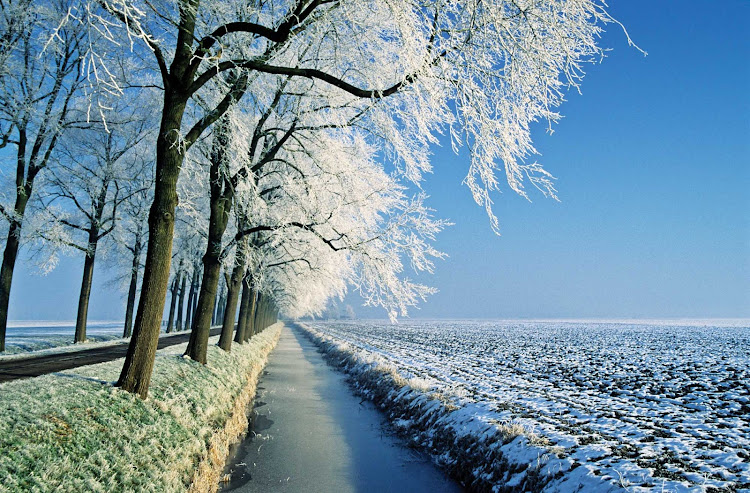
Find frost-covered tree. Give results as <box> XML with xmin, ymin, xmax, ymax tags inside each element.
<box><xmin>0</xmin><ymin>0</ymin><xmax>86</xmax><ymax>351</ymax></box>
<box><xmin>165</xmin><ymin>258</ymin><xmax>184</xmax><ymax>333</ymax></box>
<box><xmin>34</xmin><ymin>107</ymin><xmax>152</xmax><ymax>342</ymax></box>
<box><xmin>186</xmin><ymin>109</ymin><xmax>446</xmax><ymax>360</ymax></box>
<box><xmin>240</xmin><ymin>130</ymin><xmax>447</xmax><ymax>320</ymax></box>
<box><xmin>111</xmin><ymin>170</ymin><xmax>153</xmax><ymax>338</ymax></box>
<box><xmin>342</xmin><ymin>304</ymin><xmax>356</xmax><ymax>320</ymax></box>
<box><xmin>0</xmin><ymin>0</ymin><xmax>32</xmax><ymax>80</ymax></box>
<box><xmin>168</xmin><ymin>215</ymin><xmax>205</xmax><ymax>333</ymax></box>
<box><xmin>213</xmin><ymin>271</ymin><xmax>227</xmax><ymax>325</ymax></box>
<box><xmin>84</xmin><ymin>0</ymin><xmax>629</xmax><ymax>396</ymax></box>
<box><xmin>211</xmin><ymin>134</ymin><xmax>445</xmax><ymax>346</ymax></box>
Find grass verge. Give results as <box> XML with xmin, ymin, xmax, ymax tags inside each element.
<box><xmin>0</xmin><ymin>323</ymin><xmax>282</xmax><ymax>492</ymax></box>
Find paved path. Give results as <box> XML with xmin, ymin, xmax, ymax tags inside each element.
<box><xmin>0</xmin><ymin>328</ymin><xmax>221</xmax><ymax>383</ymax></box>
<box><xmin>220</xmin><ymin>325</ymin><xmax>463</xmax><ymax>493</ymax></box>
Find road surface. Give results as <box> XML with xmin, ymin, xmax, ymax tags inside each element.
<box><xmin>220</xmin><ymin>324</ymin><xmax>463</xmax><ymax>493</ymax></box>
<box><xmin>0</xmin><ymin>328</ymin><xmax>221</xmax><ymax>383</ymax></box>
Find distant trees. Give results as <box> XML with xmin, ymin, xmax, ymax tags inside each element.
<box><xmin>320</xmin><ymin>303</ymin><xmax>356</xmax><ymax>320</ymax></box>
<box><xmin>35</xmin><ymin>98</ymin><xmax>153</xmax><ymax>342</ymax></box>
<box><xmin>0</xmin><ymin>0</ymin><xmax>86</xmax><ymax>351</ymax></box>
<box><xmin>168</xmin><ymin>220</ymin><xmax>205</xmax><ymax>334</ymax></box>
<box><xmin>113</xmin><ymin>171</ymin><xmax>153</xmax><ymax>338</ymax></box>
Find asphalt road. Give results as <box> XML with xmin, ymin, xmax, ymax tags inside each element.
<box><xmin>220</xmin><ymin>325</ymin><xmax>463</xmax><ymax>493</ymax></box>
<box><xmin>0</xmin><ymin>328</ymin><xmax>221</xmax><ymax>384</ymax></box>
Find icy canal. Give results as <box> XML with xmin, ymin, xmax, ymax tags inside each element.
<box><xmin>220</xmin><ymin>325</ymin><xmax>462</xmax><ymax>492</ymax></box>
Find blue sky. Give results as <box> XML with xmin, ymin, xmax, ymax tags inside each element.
<box><xmin>8</xmin><ymin>0</ymin><xmax>750</xmax><ymax>321</ymax></box>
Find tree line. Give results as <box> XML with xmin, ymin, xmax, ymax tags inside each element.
<box><xmin>0</xmin><ymin>0</ymin><xmax>625</xmax><ymax>398</ymax></box>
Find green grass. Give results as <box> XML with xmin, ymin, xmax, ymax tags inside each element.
<box><xmin>0</xmin><ymin>325</ymin><xmax>282</xmax><ymax>492</ymax></box>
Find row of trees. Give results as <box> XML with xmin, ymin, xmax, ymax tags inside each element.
<box><xmin>0</xmin><ymin>0</ymin><xmax>625</xmax><ymax>398</ymax></box>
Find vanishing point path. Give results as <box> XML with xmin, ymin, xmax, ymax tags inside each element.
<box><xmin>220</xmin><ymin>324</ymin><xmax>463</xmax><ymax>493</ymax></box>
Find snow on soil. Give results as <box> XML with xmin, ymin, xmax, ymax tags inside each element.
<box><xmin>1</xmin><ymin>320</ymin><xmax>124</xmax><ymax>355</ymax></box>
<box><xmin>303</xmin><ymin>320</ymin><xmax>750</xmax><ymax>492</ymax></box>
<box><xmin>0</xmin><ymin>323</ymin><xmax>198</xmax><ymax>362</ymax></box>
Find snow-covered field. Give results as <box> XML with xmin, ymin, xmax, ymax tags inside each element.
<box><xmin>2</xmin><ymin>320</ymin><xmax>124</xmax><ymax>354</ymax></box>
<box><xmin>305</xmin><ymin>320</ymin><xmax>750</xmax><ymax>492</ymax></box>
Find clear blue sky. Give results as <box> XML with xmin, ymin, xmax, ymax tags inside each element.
<box><xmin>9</xmin><ymin>0</ymin><xmax>750</xmax><ymax>321</ymax></box>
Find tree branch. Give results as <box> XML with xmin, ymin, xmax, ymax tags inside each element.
<box><xmin>183</xmin><ymin>72</ymin><xmax>248</xmax><ymax>148</ymax></box>
<box><xmin>191</xmin><ymin>58</ymin><xmax>418</xmax><ymax>99</ymax></box>
<box><xmin>96</xmin><ymin>0</ymin><xmax>170</xmax><ymax>87</ymax></box>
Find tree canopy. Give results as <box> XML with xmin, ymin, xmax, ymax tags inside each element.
<box><xmin>0</xmin><ymin>0</ymin><xmax>631</xmax><ymax>396</ymax></box>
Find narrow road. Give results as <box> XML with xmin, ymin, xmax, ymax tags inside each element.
<box><xmin>220</xmin><ymin>325</ymin><xmax>463</xmax><ymax>493</ymax></box>
<box><xmin>0</xmin><ymin>328</ymin><xmax>221</xmax><ymax>383</ymax></box>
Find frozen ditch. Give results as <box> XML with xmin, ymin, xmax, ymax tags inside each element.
<box><xmin>219</xmin><ymin>326</ymin><xmax>461</xmax><ymax>492</ymax></box>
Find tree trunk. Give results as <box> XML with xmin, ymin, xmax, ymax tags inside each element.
<box><xmin>166</xmin><ymin>259</ymin><xmax>183</xmax><ymax>334</ymax></box>
<box><xmin>244</xmin><ymin>288</ymin><xmax>257</xmax><ymax>342</ymax></box>
<box><xmin>74</xmin><ymin>177</ymin><xmax>112</xmax><ymax>344</ymax></box>
<box><xmin>253</xmin><ymin>293</ymin><xmax>264</xmax><ymax>332</ymax></box>
<box><xmin>116</xmin><ymin>86</ymin><xmax>189</xmax><ymax>397</ymax></box>
<box><xmin>74</xmin><ymin>232</ymin><xmax>98</xmax><ymax>343</ymax></box>
<box><xmin>265</xmin><ymin>298</ymin><xmax>271</xmax><ymax>329</ymax></box>
<box><xmin>189</xmin><ymin>115</ymin><xmax>234</xmax><ymax>359</ymax></box>
<box><xmin>0</xmin><ymin>227</ymin><xmax>21</xmax><ymax>353</ymax></box>
<box><xmin>191</xmin><ymin>277</ymin><xmax>200</xmax><ymax>320</ymax></box>
<box><xmin>185</xmin><ymin>266</ymin><xmax>197</xmax><ymax>332</ymax></box>
<box><xmin>189</xmin><ymin>256</ymin><xmax>222</xmax><ymax>356</ymax></box>
<box><xmin>234</xmin><ymin>278</ymin><xmax>252</xmax><ymax>345</ymax></box>
<box><xmin>176</xmin><ymin>268</ymin><xmax>187</xmax><ymax>331</ymax></box>
<box><xmin>123</xmin><ymin>241</ymin><xmax>142</xmax><ymax>338</ymax></box>
<box><xmin>166</xmin><ymin>275</ymin><xmax>178</xmax><ymax>333</ymax></box>
<box><xmin>218</xmin><ymin>253</ymin><xmax>245</xmax><ymax>350</ymax></box>
<box><xmin>0</xmin><ymin>192</ymin><xmax>30</xmax><ymax>352</ymax></box>
<box><xmin>218</xmin><ymin>289</ymin><xmax>225</xmax><ymax>324</ymax></box>
<box><xmin>213</xmin><ymin>276</ymin><xmax>225</xmax><ymax>326</ymax></box>
<box><xmin>263</xmin><ymin>297</ymin><xmax>270</xmax><ymax>330</ymax></box>
<box><xmin>212</xmin><ymin>285</ymin><xmax>219</xmax><ymax>325</ymax></box>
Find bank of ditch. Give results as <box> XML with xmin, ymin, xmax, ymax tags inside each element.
<box><xmin>0</xmin><ymin>323</ymin><xmax>282</xmax><ymax>492</ymax></box>
<box><xmin>296</xmin><ymin>323</ymin><xmax>603</xmax><ymax>493</ymax></box>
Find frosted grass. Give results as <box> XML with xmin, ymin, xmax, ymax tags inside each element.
<box><xmin>0</xmin><ymin>325</ymin><xmax>282</xmax><ymax>492</ymax></box>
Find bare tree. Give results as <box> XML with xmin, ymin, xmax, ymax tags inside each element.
<box><xmin>169</xmin><ymin>217</ymin><xmax>205</xmax><ymax>335</ymax></box>
<box><xmin>117</xmin><ymin>175</ymin><xmax>153</xmax><ymax>338</ymax></box>
<box><xmin>0</xmin><ymin>0</ymin><xmax>85</xmax><ymax>351</ymax></box>
<box><xmin>165</xmin><ymin>259</ymin><xmax>184</xmax><ymax>333</ymax></box>
<box><xmin>105</xmin><ymin>163</ymin><xmax>153</xmax><ymax>338</ymax></box>
<box><xmin>0</xmin><ymin>0</ymin><xmax>32</xmax><ymax>79</ymax></box>
<box><xmin>34</xmin><ymin>111</ymin><xmax>151</xmax><ymax>342</ymax></box>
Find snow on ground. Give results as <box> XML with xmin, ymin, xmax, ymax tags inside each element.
<box><xmin>1</xmin><ymin>320</ymin><xmax>124</xmax><ymax>355</ymax></box>
<box><xmin>0</xmin><ymin>321</ymin><xmax>199</xmax><ymax>362</ymax></box>
<box><xmin>302</xmin><ymin>320</ymin><xmax>750</xmax><ymax>492</ymax></box>
<box><xmin>0</xmin><ymin>325</ymin><xmax>282</xmax><ymax>492</ymax></box>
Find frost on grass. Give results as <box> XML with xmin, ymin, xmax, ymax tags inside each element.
<box><xmin>0</xmin><ymin>325</ymin><xmax>282</xmax><ymax>492</ymax></box>
<box><xmin>300</xmin><ymin>320</ymin><xmax>750</xmax><ymax>492</ymax></box>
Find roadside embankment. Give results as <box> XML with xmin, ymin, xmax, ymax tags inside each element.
<box><xmin>0</xmin><ymin>323</ymin><xmax>282</xmax><ymax>492</ymax></box>
<box><xmin>296</xmin><ymin>323</ymin><xmax>611</xmax><ymax>493</ymax></box>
